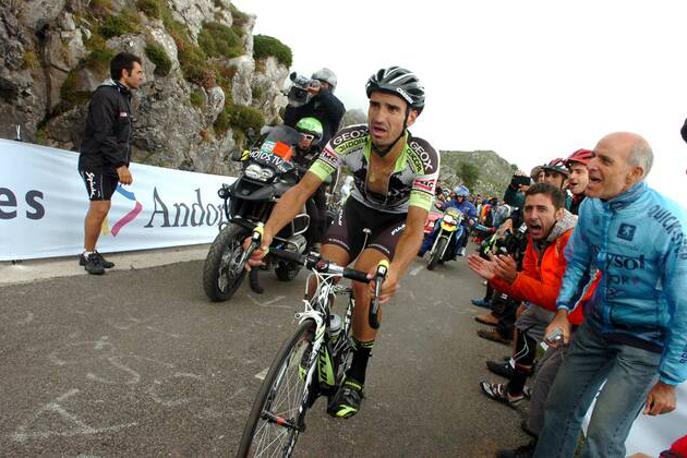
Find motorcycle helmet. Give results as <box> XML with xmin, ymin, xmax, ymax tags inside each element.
<box><xmin>564</xmin><ymin>148</ymin><xmax>594</xmax><ymax>168</ymax></box>
<box><xmin>366</xmin><ymin>66</ymin><xmax>425</xmax><ymax>114</ymax></box>
<box><xmin>540</xmin><ymin>158</ymin><xmax>570</xmax><ymax>177</ymax></box>
<box><xmin>295</xmin><ymin>117</ymin><xmax>324</xmax><ymax>145</ymax></box>
<box><xmin>453</xmin><ymin>185</ymin><xmax>470</xmax><ymax>197</ymax></box>
<box><xmin>311</xmin><ymin>68</ymin><xmax>337</xmax><ymax>91</ymax></box>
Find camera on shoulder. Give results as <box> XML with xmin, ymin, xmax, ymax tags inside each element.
<box><xmin>287</xmin><ymin>72</ymin><xmax>320</xmax><ymax>107</ymax></box>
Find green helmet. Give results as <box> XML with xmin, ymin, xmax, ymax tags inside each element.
<box><xmin>295</xmin><ymin>117</ymin><xmax>323</xmax><ymax>144</ymax></box>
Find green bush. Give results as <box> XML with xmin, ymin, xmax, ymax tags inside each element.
<box><xmin>83</xmin><ymin>35</ymin><xmax>114</xmax><ymax>74</ymax></box>
<box><xmin>253</xmin><ymin>34</ymin><xmax>292</xmax><ymax>67</ymax></box>
<box><xmin>189</xmin><ymin>89</ymin><xmax>205</xmax><ymax>108</ymax></box>
<box><xmin>229</xmin><ymin>104</ymin><xmax>264</xmax><ymax>132</ymax></box>
<box><xmin>99</xmin><ymin>11</ymin><xmax>139</xmax><ymax>38</ymax></box>
<box><xmin>159</xmin><ymin>5</ymin><xmax>210</xmax><ymax>86</ymax></box>
<box><xmin>214</xmin><ymin>104</ymin><xmax>263</xmax><ymax>137</ymax></box>
<box><xmin>136</xmin><ymin>0</ymin><xmax>161</xmax><ymax>18</ymax></box>
<box><xmin>145</xmin><ymin>42</ymin><xmax>172</xmax><ymax>76</ymax></box>
<box><xmin>213</xmin><ymin>109</ymin><xmax>231</xmax><ymax>135</ymax></box>
<box><xmin>198</xmin><ymin>22</ymin><xmax>243</xmax><ymax>59</ymax></box>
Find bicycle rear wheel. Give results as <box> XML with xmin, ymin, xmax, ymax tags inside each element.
<box><xmin>237</xmin><ymin>319</ymin><xmax>317</xmax><ymax>457</ymax></box>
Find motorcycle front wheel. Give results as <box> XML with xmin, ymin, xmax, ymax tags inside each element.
<box><xmin>427</xmin><ymin>237</ymin><xmax>448</xmax><ymax>271</ymax></box>
<box><xmin>202</xmin><ymin>223</ymin><xmax>250</xmax><ymax>302</ymax></box>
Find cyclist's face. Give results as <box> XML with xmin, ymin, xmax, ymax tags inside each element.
<box><xmin>523</xmin><ymin>193</ymin><xmax>562</xmax><ymax>241</ymax></box>
<box><xmin>368</xmin><ymin>92</ymin><xmax>417</xmax><ymax>148</ymax></box>
<box><xmin>566</xmin><ymin>163</ymin><xmax>589</xmax><ymax>195</ymax></box>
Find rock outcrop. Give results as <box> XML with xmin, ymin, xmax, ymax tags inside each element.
<box><xmin>0</xmin><ymin>0</ymin><xmax>290</xmax><ymax>176</ymax></box>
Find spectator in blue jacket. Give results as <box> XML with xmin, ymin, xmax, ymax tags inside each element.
<box><xmin>534</xmin><ymin>132</ymin><xmax>687</xmax><ymax>458</ymax></box>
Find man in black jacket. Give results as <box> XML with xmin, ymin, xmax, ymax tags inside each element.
<box><xmin>283</xmin><ymin>68</ymin><xmax>346</xmax><ymax>148</ymax></box>
<box><xmin>78</xmin><ymin>52</ymin><xmax>144</xmax><ymax>275</ymax></box>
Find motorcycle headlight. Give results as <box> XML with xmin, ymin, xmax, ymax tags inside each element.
<box><xmin>443</xmin><ymin>215</ymin><xmax>455</xmax><ymax>225</ymax></box>
<box><xmin>245</xmin><ymin>164</ymin><xmax>275</xmax><ymax>182</ymax></box>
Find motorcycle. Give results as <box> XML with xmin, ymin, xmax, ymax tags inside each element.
<box><xmin>202</xmin><ymin>125</ymin><xmax>312</xmax><ymax>302</ymax></box>
<box><xmin>426</xmin><ymin>207</ymin><xmax>465</xmax><ymax>270</ymax></box>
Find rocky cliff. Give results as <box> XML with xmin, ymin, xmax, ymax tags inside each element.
<box><xmin>439</xmin><ymin>150</ymin><xmax>518</xmax><ymax>199</ymax></box>
<box><xmin>0</xmin><ymin>0</ymin><xmax>290</xmax><ymax>175</ymax></box>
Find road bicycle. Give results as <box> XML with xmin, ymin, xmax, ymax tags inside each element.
<box><xmin>237</xmin><ymin>228</ymin><xmax>387</xmax><ymax>457</ymax></box>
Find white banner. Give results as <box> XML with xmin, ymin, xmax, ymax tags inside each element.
<box><xmin>0</xmin><ymin>139</ymin><xmax>235</xmax><ymax>261</ymax></box>
<box><xmin>581</xmin><ymin>378</ymin><xmax>687</xmax><ymax>456</ymax></box>
<box><xmin>625</xmin><ymin>382</ymin><xmax>687</xmax><ymax>455</ymax></box>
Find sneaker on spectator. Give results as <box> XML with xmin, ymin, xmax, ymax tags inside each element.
<box><xmin>79</xmin><ymin>251</ymin><xmax>114</xmax><ymax>269</ymax></box>
<box><xmin>475</xmin><ymin>312</ymin><xmax>499</xmax><ymax>326</ymax></box>
<box><xmin>496</xmin><ymin>439</ymin><xmax>537</xmax><ymax>458</ymax></box>
<box><xmin>477</xmin><ymin>328</ymin><xmax>511</xmax><ymax>345</ymax></box>
<box><xmin>83</xmin><ymin>253</ymin><xmax>105</xmax><ymax>275</ymax></box>
<box><xmin>486</xmin><ymin>359</ymin><xmax>515</xmax><ymax>379</ymax></box>
<box><xmin>471</xmin><ymin>298</ymin><xmax>492</xmax><ymax>309</ymax></box>
<box><xmin>479</xmin><ymin>381</ymin><xmax>524</xmax><ymax>406</ymax></box>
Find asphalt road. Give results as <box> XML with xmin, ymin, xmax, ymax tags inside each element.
<box><xmin>0</xmin><ymin>253</ymin><xmax>531</xmax><ymax>457</ymax></box>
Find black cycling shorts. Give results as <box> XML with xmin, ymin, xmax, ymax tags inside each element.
<box><xmin>79</xmin><ymin>169</ymin><xmax>118</xmax><ymax>201</ymax></box>
<box><xmin>324</xmin><ymin>197</ymin><xmax>407</xmax><ymax>259</ymax></box>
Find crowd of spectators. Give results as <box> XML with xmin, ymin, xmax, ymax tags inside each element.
<box><xmin>431</xmin><ymin>134</ymin><xmax>686</xmax><ymax>458</ymax></box>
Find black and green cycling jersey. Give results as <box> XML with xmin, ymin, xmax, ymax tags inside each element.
<box><xmin>309</xmin><ymin>124</ymin><xmax>440</xmax><ymax>214</ymax></box>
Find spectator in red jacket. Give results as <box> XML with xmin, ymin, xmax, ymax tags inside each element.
<box><xmin>469</xmin><ymin>183</ymin><xmax>580</xmax><ymax>405</ymax></box>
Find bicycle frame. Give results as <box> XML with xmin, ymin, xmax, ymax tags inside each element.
<box><xmin>295</xmin><ymin>268</ymin><xmax>354</xmax><ymax>402</ymax></box>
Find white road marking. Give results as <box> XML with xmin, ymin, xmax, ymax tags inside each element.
<box><xmin>409</xmin><ymin>266</ymin><xmax>424</xmax><ymax>276</ymax></box>
<box><xmin>12</xmin><ymin>389</ymin><xmax>137</xmax><ymax>443</ymax></box>
<box><xmin>254</xmin><ymin>368</ymin><xmax>269</xmax><ymax>380</ymax></box>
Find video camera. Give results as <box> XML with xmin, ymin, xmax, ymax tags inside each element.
<box><xmin>287</xmin><ymin>72</ymin><xmax>320</xmax><ymax>107</ymax></box>
<box><xmin>479</xmin><ymin>222</ymin><xmax>528</xmax><ymax>261</ymax></box>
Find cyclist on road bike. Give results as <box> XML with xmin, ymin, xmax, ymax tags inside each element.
<box><xmin>247</xmin><ymin>66</ymin><xmax>440</xmax><ymax>419</ymax></box>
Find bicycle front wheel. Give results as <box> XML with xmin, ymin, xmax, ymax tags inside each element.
<box><xmin>237</xmin><ymin>319</ymin><xmax>317</xmax><ymax>458</ymax></box>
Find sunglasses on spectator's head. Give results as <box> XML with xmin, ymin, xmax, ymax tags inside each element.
<box><xmin>300</xmin><ymin>133</ymin><xmax>315</xmax><ymax>142</ymax></box>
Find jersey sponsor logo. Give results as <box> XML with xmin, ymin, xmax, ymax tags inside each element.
<box><xmin>390</xmin><ymin>222</ymin><xmax>406</xmax><ymax>236</ymax></box>
<box><xmin>604</xmin><ymin>252</ymin><xmax>646</xmax><ymax>271</ymax></box>
<box><xmin>336</xmin><ymin>136</ymin><xmax>367</xmax><ymax>151</ymax></box>
<box><xmin>332</xmin><ymin>128</ymin><xmax>366</xmax><ymax>147</ymax></box>
<box><xmin>318</xmin><ymin>147</ymin><xmax>340</xmax><ymax>167</ymax></box>
<box><xmin>413</xmin><ymin>177</ymin><xmax>436</xmax><ymax>193</ymax></box>
<box><xmin>607</xmin><ymin>274</ymin><xmax>641</xmax><ymax>285</ymax></box>
<box><xmin>617</xmin><ymin>223</ymin><xmax>636</xmax><ymax>241</ymax></box>
<box><xmin>647</xmin><ymin>204</ymin><xmax>687</xmax><ymax>259</ymax></box>
<box><xmin>408</xmin><ymin>141</ymin><xmax>435</xmax><ymax>172</ymax></box>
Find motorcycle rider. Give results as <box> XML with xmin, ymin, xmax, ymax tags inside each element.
<box><xmin>293</xmin><ymin>117</ymin><xmax>328</xmax><ymax>249</ymax></box>
<box><xmin>248</xmin><ymin>66</ymin><xmax>439</xmax><ymax>419</ymax></box>
<box><xmin>283</xmin><ymin>68</ymin><xmax>346</xmax><ymax>148</ymax></box>
<box><xmin>420</xmin><ymin>185</ymin><xmax>476</xmax><ymax>257</ymax></box>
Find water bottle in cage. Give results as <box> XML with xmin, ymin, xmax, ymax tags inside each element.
<box><xmin>327</xmin><ymin>313</ymin><xmax>342</xmax><ymax>342</ymax></box>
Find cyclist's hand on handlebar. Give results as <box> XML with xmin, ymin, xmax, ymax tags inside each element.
<box><xmin>243</xmin><ymin>229</ymin><xmax>273</xmax><ymax>271</ymax></box>
<box><xmin>368</xmin><ymin>266</ymin><xmax>398</xmax><ymax>304</ymax></box>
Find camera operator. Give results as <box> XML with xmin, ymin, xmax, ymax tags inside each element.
<box><xmin>471</xmin><ymin>170</ymin><xmax>533</xmax><ymax>334</ymax></box>
<box><xmin>283</xmin><ymin>68</ymin><xmax>346</xmax><ymax>148</ymax></box>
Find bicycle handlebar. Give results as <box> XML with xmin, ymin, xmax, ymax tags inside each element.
<box><xmin>368</xmin><ymin>260</ymin><xmax>389</xmax><ymax>330</ymax></box>
<box><xmin>251</xmin><ymin>226</ymin><xmax>388</xmax><ymax>329</ymax></box>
